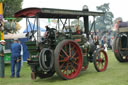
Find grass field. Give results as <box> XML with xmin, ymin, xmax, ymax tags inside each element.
<box><xmin>0</xmin><ymin>50</ymin><xmax>128</xmax><ymax>85</ymax></box>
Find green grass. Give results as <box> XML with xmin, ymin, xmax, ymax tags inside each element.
<box><xmin>1</xmin><ymin>50</ymin><xmax>128</xmax><ymax>85</ymax></box>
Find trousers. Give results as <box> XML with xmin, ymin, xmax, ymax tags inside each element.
<box><xmin>11</xmin><ymin>59</ymin><xmax>21</xmax><ymax>77</ymax></box>
<box><xmin>0</xmin><ymin>56</ymin><xmax>4</xmax><ymax>78</ymax></box>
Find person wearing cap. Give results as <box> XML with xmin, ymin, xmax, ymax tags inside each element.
<box><xmin>0</xmin><ymin>40</ymin><xmax>6</xmax><ymax>78</ymax></box>
<box><xmin>76</xmin><ymin>25</ymin><xmax>81</xmax><ymax>34</ymax></box>
<box><xmin>10</xmin><ymin>38</ymin><xmax>21</xmax><ymax>78</ymax></box>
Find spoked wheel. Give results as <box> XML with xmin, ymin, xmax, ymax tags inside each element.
<box><xmin>54</xmin><ymin>40</ymin><xmax>83</xmax><ymax>80</ymax></box>
<box><xmin>93</xmin><ymin>48</ymin><xmax>108</xmax><ymax>72</ymax></box>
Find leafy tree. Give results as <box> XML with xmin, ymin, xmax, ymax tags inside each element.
<box><xmin>71</xmin><ymin>19</ymin><xmax>84</xmax><ymax>32</ymax></box>
<box><xmin>71</xmin><ymin>19</ymin><xmax>84</xmax><ymax>28</ymax></box>
<box><xmin>3</xmin><ymin>0</ymin><xmax>23</xmax><ymax>21</ymax></box>
<box><xmin>95</xmin><ymin>3</ymin><xmax>114</xmax><ymax>30</ymax></box>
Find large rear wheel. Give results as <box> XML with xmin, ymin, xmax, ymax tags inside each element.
<box><xmin>54</xmin><ymin>40</ymin><xmax>83</xmax><ymax>80</ymax></box>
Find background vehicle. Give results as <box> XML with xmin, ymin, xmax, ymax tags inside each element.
<box><xmin>113</xmin><ymin>27</ymin><xmax>128</xmax><ymax>62</ymax></box>
<box><xmin>15</xmin><ymin>7</ymin><xmax>108</xmax><ymax>80</ymax></box>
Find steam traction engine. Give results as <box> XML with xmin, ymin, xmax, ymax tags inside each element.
<box><xmin>15</xmin><ymin>7</ymin><xmax>108</xmax><ymax>80</ymax></box>
<box><xmin>113</xmin><ymin>27</ymin><xmax>128</xmax><ymax>62</ymax></box>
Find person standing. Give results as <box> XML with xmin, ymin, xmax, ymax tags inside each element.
<box><xmin>10</xmin><ymin>38</ymin><xmax>21</xmax><ymax>78</ymax></box>
<box><xmin>0</xmin><ymin>40</ymin><xmax>5</xmax><ymax>78</ymax></box>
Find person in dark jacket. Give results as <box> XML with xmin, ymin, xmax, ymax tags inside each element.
<box><xmin>10</xmin><ymin>38</ymin><xmax>21</xmax><ymax>78</ymax></box>
<box><xmin>0</xmin><ymin>40</ymin><xmax>6</xmax><ymax>78</ymax></box>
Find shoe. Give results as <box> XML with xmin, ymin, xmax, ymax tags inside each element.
<box><xmin>0</xmin><ymin>76</ymin><xmax>4</xmax><ymax>78</ymax></box>
<box><xmin>16</xmin><ymin>76</ymin><xmax>20</xmax><ymax>78</ymax></box>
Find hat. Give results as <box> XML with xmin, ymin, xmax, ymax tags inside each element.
<box><xmin>0</xmin><ymin>40</ymin><xmax>5</xmax><ymax>42</ymax></box>
<box><xmin>117</xmin><ymin>17</ymin><xmax>123</xmax><ymax>22</ymax></box>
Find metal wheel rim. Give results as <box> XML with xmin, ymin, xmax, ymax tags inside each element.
<box><xmin>55</xmin><ymin>40</ymin><xmax>83</xmax><ymax>79</ymax></box>
<box><xmin>95</xmin><ymin>50</ymin><xmax>108</xmax><ymax>72</ymax></box>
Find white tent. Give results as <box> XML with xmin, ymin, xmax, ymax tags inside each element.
<box><xmin>4</xmin><ymin>33</ymin><xmax>26</xmax><ymax>39</ymax></box>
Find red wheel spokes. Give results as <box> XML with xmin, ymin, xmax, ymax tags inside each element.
<box><xmin>59</xmin><ymin>58</ymin><xmax>68</xmax><ymax>62</ymax></box>
<box><xmin>96</xmin><ymin>51</ymin><xmax>107</xmax><ymax>71</ymax></box>
<box><xmin>69</xmin><ymin>43</ymin><xmax>71</xmax><ymax>57</ymax></box>
<box><xmin>70</xmin><ymin>63</ymin><xmax>73</xmax><ymax>73</ymax></box>
<box><xmin>59</xmin><ymin>42</ymin><xmax>81</xmax><ymax>77</ymax></box>
<box><xmin>59</xmin><ymin>54</ymin><xmax>65</xmax><ymax>58</ymax></box>
<box><xmin>55</xmin><ymin>40</ymin><xmax>83</xmax><ymax>79</ymax></box>
<box><xmin>72</xmin><ymin>52</ymin><xmax>77</xmax><ymax>58</ymax></box>
<box><xmin>63</xmin><ymin>63</ymin><xmax>69</xmax><ymax>74</ymax></box>
<box><xmin>59</xmin><ymin>53</ymin><xmax>69</xmax><ymax>62</ymax></box>
<box><xmin>60</xmin><ymin>62</ymin><xmax>65</xmax><ymax>69</ymax></box>
<box><xmin>62</xmin><ymin>49</ymin><xmax>69</xmax><ymax>58</ymax></box>
<box><xmin>74</xmin><ymin>57</ymin><xmax>79</xmax><ymax>61</ymax></box>
<box><xmin>72</xmin><ymin>60</ymin><xmax>78</xmax><ymax>65</ymax></box>
<box><xmin>69</xmin><ymin>62</ymin><xmax>77</xmax><ymax>74</ymax></box>
<box><xmin>71</xmin><ymin>45</ymin><xmax>75</xmax><ymax>52</ymax></box>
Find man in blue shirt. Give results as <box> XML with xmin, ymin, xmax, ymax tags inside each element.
<box><xmin>10</xmin><ymin>38</ymin><xmax>21</xmax><ymax>78</ymax></box>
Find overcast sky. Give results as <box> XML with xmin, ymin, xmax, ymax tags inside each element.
<box><xmin>22</xmin><ymin>0</ymin><xmax>128</xmax><ymax>21</ymax></box>
<box><xmin>19</xmin><ymin>0</ymin><xmax>128</xmax><ymax>32</ymax></box>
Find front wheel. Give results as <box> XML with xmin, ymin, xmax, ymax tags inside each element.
<box><xmin>93</xmin><ymin>48</ymin><xmax>108</xmax><ymax>72</ymax></box>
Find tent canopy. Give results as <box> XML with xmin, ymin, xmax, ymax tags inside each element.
<box><xmin>15</xmin><ymin>8</ymin><xmax>104</xmax><ymax>18</ymax></box>
<box><xmin>4</xmin><ymin>33</ymin><xmax>26</xmax><ymax>39</ymax></box>
<box><xmin>23</xmin><ymin>22</ymin><xmax>46</xmax><ymax>33</ymax></box>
